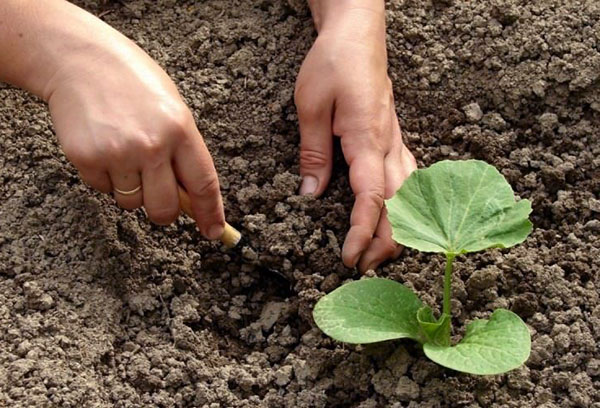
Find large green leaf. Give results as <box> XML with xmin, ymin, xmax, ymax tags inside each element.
<box><xmin>423</xmin><ymin>309</ymin><xmax>531</xmax><ymax>375</ymax></box>
<box><xmin>313</xmin><ymin>278</ymin><xmax>423</xmax><ymax>344</ymax></box>
<box><xmin>385</xmin><ymin>160</ymin><xmax>533</xmax><ymax>254</ymax></box>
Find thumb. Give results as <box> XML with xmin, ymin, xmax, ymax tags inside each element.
<box><xmin>297</xmin><ymin>103</ymin><xmax>333</xmax><ymax>197</ymax></box>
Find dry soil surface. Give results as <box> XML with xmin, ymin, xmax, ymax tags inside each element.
<box><xmin>1</xmin><ymin>0</ymin><xmax>599</xmax><ymax>407</ymax></box>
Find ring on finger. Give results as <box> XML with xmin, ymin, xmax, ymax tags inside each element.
<box><xmin>114</xmin><ymin>185</ymin><xmax>142</xmax><ymax>196</ymax></box>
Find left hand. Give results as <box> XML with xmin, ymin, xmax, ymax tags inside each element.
<box><xmin>295</xmin><ymin>3</ymin><xmax>417</xmax><ymax>272</ymax></box>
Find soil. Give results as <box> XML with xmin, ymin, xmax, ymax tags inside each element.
<box><xmin>1</xmin><ymin>0</ymin><xmax>599</xmax><ymax>407</ymax></box>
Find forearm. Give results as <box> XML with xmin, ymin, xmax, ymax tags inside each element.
<box><xmin>0</xmin><ymin>0</ymin><xmax>142</xmax><ymax>101</ymax></box>
<box><xmin>307</xmin><ymin>0</ymin><xmax>385</xmax><ymax>36</ymax></box>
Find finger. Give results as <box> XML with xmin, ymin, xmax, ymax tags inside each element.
<box><xmin>340</xmin><ymin>134</ymin><xmax>386</xmax><ymax>268</ymax></box>
<box><xmin>356</xmin><ymin>147</ymin><xmax>409</xmax><ymax>272</ymax></box>
<box><xmin>297</xmin><ymin>98</ymin><xmax>333</xmax><ymax>197</ymax></box>
<box><xmin>392</xmin><ymin>112</ymin><xmax>417</xmax><ymax>181</ymax></box>
<box><xmin>358</xmin><ymin>208</ymin><xmax>399</xmax><ymax>272</ymax></box>
<box><xmin>173</xmin><ymin>129</ymin><xmax>225</xmax><ymax>240</ymax></box>
<box><xmin>357</xmin><ymin>110</ymin><xmax>417</xmax><ymax>272</ymax></box>
<box><xmin>383</xmin><ymin>113</ymin><xmax>417</xmax><ymax>197</ymax></box>
<box><xmin>142</xmin><ymin>161</ymin><xmax>179</xmax><ymax>225</ymax></box>
<box><xmin>111</xmin><ymin>171</ymin><xmax>143</xmax><ymax>210</ymax></box>
<box><xmin>355</xmin><ymin>146</ymin><xmax>401</xmax><ymax>272</ymax></box>
<box><xmin>79</xmin><ymin>168</ymin><xmax>112</xmax><ymax>193</ymax></box>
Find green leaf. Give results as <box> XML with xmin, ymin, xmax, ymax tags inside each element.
<box><xmin>423</xmin><ymin>309</ymin><xmax>531</xmax><ymax>375</ymax></box>
<box><xmin>417</xmin><ymin>307</ymin><xmax>451</xmax><ymax>346</ymax></box>
<box><xmin>385</xmin><ymin>160</ymin><xmax>533</xmax><ymax>255</ymax></box>
<box><xmin>313</xmin><ymin>278</ymin><xmax>423</xmax><ymax>344</ymax></box>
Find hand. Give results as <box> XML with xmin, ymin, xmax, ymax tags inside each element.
<box><xmin>295</xmin><ymin>2</ymin><xmax>417</xmax><ymax>272</ymax></box>
<box><xmin>47</xmin><ymin>46</ymin><xmax>224</xmax><ymax>238</ymax></box>
<box><xmin>1</xmin><ymin>1</ymin><xmax>224</xmax><ymax>238</ymax></box>
<box><xmin>37</xmin><ymin>7</ymin><xmax>224</xmax><ymax>238</ymax></box>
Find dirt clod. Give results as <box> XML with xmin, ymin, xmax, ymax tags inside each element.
<box><xmin>1</xmin><ymin>0</ymin><xmax>599</xmax><ymax>407</ymax></box>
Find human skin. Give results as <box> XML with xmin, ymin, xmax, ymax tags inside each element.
<box><xmin>0</xmin><ymin>0</ymin><xmax>225</xmax><ymax>240</ymax></box>
<box><xmin>297</xmin><ymin>0</ymin><xmax>417</xmax><ymax>271</ymax></box>
<box><xmin>0</xmin><ymin>0</ymin><xmax>415</xmax><ymax>271</ymax></box>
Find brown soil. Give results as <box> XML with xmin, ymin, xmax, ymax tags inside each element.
<box><xmin>1</xmin><ymin>0</ymin><xmax>599</xmax><ymax>407</ymax></box>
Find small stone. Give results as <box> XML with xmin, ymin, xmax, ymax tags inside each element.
<box><xmin>23</xmin><ymin>281</ymin><xmax>54</xmax><ymax>311</ymax></box>
<box><xmin>9</xmin><ymin>359</ymin><xmax>36</xmax><ymax>381</ymax></box>
<box><xmin>482</xmin><ymin>112</ymin><xmax>507</xmax><ymax>131</ymax></box>
<box><xmin>462</xmin><ymin>102</ymin><xmax>483</xmax><ymax>123</ymax></box>
<box><xmin>228</xmin><ymin>309</ymin><xmax>242</xmax><ymax>320</ymax></box>
<box><xmin>589</xmin><ymin>198</ymin><xmax>600</xmax><ymax>213</ymax></box>
<box><xmin>466</xmin><ymin>267</ymin><xmax>498</xmax><ymax>290</ymax></box>
<box><xmin>258</xmin><ymin>302</ymin><xmax>287</xmax><ymax>331</ymax></box>
<box><xmin>320</xmin><ymin>273</ymin><xmax>340</xmax><ymax>293</ymax></box>
<box><xmin>511</xmin><ymin>292</ymin><xmax>538</xmax><ymax>318</ymax></box>
<box><xmin>529</xmin><ymin>335</ymin><xmax>554</xmax><ymax>366</ymax></box>
<box><xmin>22</xmin><ymin>281</ymin><xmax>41</xmax><ymax>298</ymax></box>
<box><xmin>586</xmin><ymin>359</ymin><xmax>600</xmax><ymax>376</ymax></box>
<box><xmin>363</xmin><ymin>269</ymin><xmax>377</xmax><ymax>278</ymax></box>
<box><xmin>532</xmin><ymin>80</ymin><xmax>547</xmax><ymax>97</ymax></box>
<box><xmin>241</xmin><ymin>246</ymin><xmax>258</xmax><ymax>261</ymax></box>
<box><xmin>584</xmin><ymin>220</ymin><xmax>600</xmax><ymax>232</ymax></box>
<box><xmin>16</xmin><ymin>340</ymin><xmax>32</xmax><ymax>357</ymax></box>
<box><xmin>385</xmin><ymin>347</ymin><xmax>412</xmax><ymax>376</ymax></box>
<box><xmin>122</xmin><ymin>342</ymin><xmax>138</xmax><ymax>352</ymax></box>
<box><xmin>301</xmin><ymin>328</ymin><xmax>321</xmax><ymax>347</ymax></box>
<box><xmin>274</xmin><ymin>365</ymin><xmax>293</xmax><ymax>386</ymax></box>
<box><xmin>507</xmin><ymin>366</ymin><xmax>535</xmax><ymax>391</ymax></box>
<box><xmin>292</xmin><ymin>358</ymin><xmax>309</xmax><ymax>384</ymax></box>
<box><xmin>394</xmin><ymin>376</ymin><xmax>420</xmax><ymax>401</ymax></box>
<box><xmin>538</xmin><ymin>112</ymin><xmax>559</xmax><ymax>130</ymax></box>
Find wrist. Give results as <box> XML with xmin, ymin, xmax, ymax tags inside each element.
<box><xmin>308</xmin><ymin>0</ymin><xmax>385</xmax><ymax>34</ymax></box>
<box><xmin>38</xmin><ymin>7</ymin><xmax>137</xmax><ymax>101</ymax></box>
<box><xmin>43</xmin><ymin>32</ymin><xmax>145</xmax><ymax>102</ymax></box>
<box><xmin>0</xmin><ymin>1</ymin><xmax>138</xmax><ymax>101</ymax></box>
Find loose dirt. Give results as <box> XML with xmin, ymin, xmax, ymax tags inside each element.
<box><xmin>1</xmin><ymin>0</ymin><xmax>598</xmax><ymax>407</ymax></box>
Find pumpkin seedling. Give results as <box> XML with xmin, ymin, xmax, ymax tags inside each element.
<box><xmin>313</xmin><ymin>160</ymin><xmax>533</xmax><ymax>375</ymax></box>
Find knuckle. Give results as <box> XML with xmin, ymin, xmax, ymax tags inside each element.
<box><xmin>64</xmin><ymin>146</ymin><xmax>98</xmax><ymax>169</ymax></box>
<box><xmin>100</xmin><ymin>138</ymin><xmax>128</xmax><ymax>162</ymax></box>
<box><xmin>295</xmin><ymin>96</ymin><xmax>321</xmax><ymax>121</ymax></box>
<box><xmin>370</xmin><ymin>137</ymin><xmax>389</xmax><ymax>155</ymax></box>
<box><xmin>162</xmin><ymin>104</ymin><xmax>193</xmax><ymax>136</ymax></box>
<box><xmin>363</xmin><ymin>123</ymin><xmax>386</xmax><ymax>141</ymax></box>
<box><xmin>139</xmin><ymin>135</ymin><xmax>167</xmax><ymax>163</ymax></box>
<box><xmin>360</xmin><ymin>189</ymin><xmax>385</xmax><ymax>209</ymax></box>
<box><xmin>300</xmin><ymin>148</ymin><xmax>329</xmax><ymax>169</ymax></box>
<box><xmin>339</xmin><ymin>125</ymin><xmax>389</xmax><ymax>155</ymax></box>
<box><xmin>188</xmin><ymin>176</ymin><xmax>220</xmax><ymax>199</ymax></box>
<box><xmin>293</xmin><ymin>82</ymin><xmax>305</xmax><ymax>105</ymax></box>
<box><xmin>297</xmin><ymin>104</ymin><xmax>320</xmax><ymax>121</ymax></box>
<box><xmin>380</xmin><ymin>240</ymin><xmax>398</xmax><ymax>258</ymax></box>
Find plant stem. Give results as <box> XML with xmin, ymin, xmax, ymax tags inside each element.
<box><xmin>443</xmin><ymin>253</ymin><xmax>455</xmax><ymax>316</ymax></box>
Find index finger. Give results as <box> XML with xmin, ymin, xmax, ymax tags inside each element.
<box><xmin>341</xmin><ymin>136</ymin><xmax>386</xmax><ymax>268</ymax></box>
<box><xmin>173</xmin><ymin>128</ymin><xmax>225</xmax><ymax>240</ymax></box>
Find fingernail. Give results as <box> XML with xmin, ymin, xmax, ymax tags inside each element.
<box><xmin>206</xmin><ymin>224</ymin><xmax>224</xmax><ymax>240</ymax></box>
<box><xmin>344</xmin><ymin>252</ymin><xmax>361</xmax><ymax>269</ymax></box>
<box><xmin>300</xmin><ymin>175</ymin><xmax>318</xmax><ymax>195</ymax></box>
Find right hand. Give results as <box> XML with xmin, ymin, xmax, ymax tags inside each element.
<box><xmin>46</xmin><ymin>34</ymin><xmax>225</xmax><ymax>239</ymax></box>
<box><xmin>295</xmin><ymin>2</ymin><xmax>417</xmax><ymax>272</ymax></box>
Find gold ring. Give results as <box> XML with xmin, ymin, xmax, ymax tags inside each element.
<box><xmin>114</xmin><ymin>185</ymin><xmax>142</xmax><ymax>196</ymax></box>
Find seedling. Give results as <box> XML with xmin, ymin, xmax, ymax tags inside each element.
<box><xmin>313</xmin><ymin>160</ymin><xmax>533</xmax><ymax>375</ymax></box>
